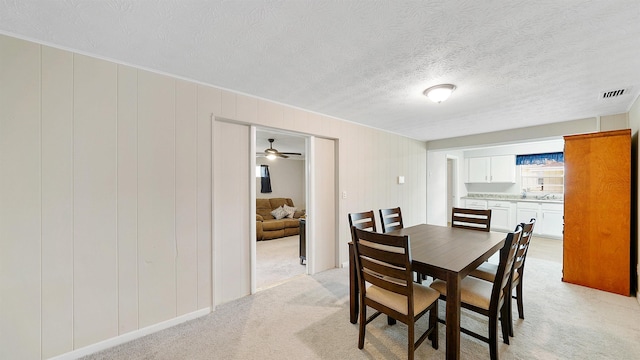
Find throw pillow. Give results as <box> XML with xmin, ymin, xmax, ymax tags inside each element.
<box><xmin>283</xmin><ymin>204</ymin><xmax>297</xmax><ymax>218</ymax></box>
<box><xmin>271</xmin><ymin>206</ymin><xmax>288</xmax><ymax>220</ymax></box>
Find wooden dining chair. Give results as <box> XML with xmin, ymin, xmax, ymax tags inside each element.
<box><xmin>351</xmin><ymin>227</ymin><xmax>439</xmax><ymax>360</ymax></box>
<box><xmin>429</xmin><ymin>226</ymin><xmax>522</xmax><ymax>360</ymax></box>
<box><xmin>469</xmin><ymin>218</ymin><xmax>536</xmax><ymax>337</ymax></box>
<box><xmin>451</xmin><ymin>207</ymin><xmax>492</xmax><ymax>232</ymax></box>
<box><xmin>379</xmin><ymin>207</ymin><xmax>404</xmax><ymax>233</ymax></box>
<box><xmin>379</xmin><ymin>206</ymin><xmax>427</xmax><ymax>284</ymax></box>
<box><xmin>348</xmin><ymin>210</ymin><xmax>377</xmax><ymax>232</ymax></box>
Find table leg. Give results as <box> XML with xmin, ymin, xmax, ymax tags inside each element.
<box><xmin>349</xmin><ymin>243</ymin><xmax>358</xmax><ymax>324</ymax></box>
<box><xmin>446</xmin><ymin>272</ymin><xmax>461</xmax><ymax>360</ymax></box>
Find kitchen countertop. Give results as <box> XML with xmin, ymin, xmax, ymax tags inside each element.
<box><xmin>462</xmin><ymin>195</ymin><xmax>564</xmax><ymax>204</ymax></box>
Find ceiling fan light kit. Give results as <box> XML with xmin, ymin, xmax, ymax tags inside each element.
<box><xmin>261</xmin><ymin>138</ymin><xmax>302</xmax><ymax>159</ymax></box>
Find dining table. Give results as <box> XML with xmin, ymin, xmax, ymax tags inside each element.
<box><xmin>348</xmin><ymin>223</ymin><xmax>506</xmax><ymax>360</ymax></box>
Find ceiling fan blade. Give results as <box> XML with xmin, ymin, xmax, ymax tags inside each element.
<box><xmin>279</xmin><ymin>152</ymin><xmax>302</xmax><ymax>156</ymax></box>
<box><xmin>277</xmin><ymin>153</ymin><xmax>289</xmax><ymax>159</ymax></box>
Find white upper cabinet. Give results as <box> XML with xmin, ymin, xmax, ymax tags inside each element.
<box><xmin>465</xmin><ymin>155</ymin><xmax>516</xmax><ymax>183</ymax></box>
<box><xmin>467</xmin><ymin>157</ymin><xmax>490</xmax><ymax>182</ymax></box>
<box><xmin>490</xmin><ymin>155</ymin><xmax>516</xmax><ymax>183</ymax></box>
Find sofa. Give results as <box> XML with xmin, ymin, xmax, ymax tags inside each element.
<box><xmin>256</xmin><ymin>198</ymin><xmax>305</xmax><ymax>241</ymax></box>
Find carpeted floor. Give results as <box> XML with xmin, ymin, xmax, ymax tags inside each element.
<box><xmin>256</xmin><ymin>235</ymin><xmax>306</xmax><ymax>290</ymax></box>
<box><xmin>83</xmin><ymin>237</ymin><xmax>640</xmax><ymax>360</ymax></box>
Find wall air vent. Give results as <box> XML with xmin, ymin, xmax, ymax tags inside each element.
<box><xmin>600</xmin><ymin>88</ymin><xmax>630</xmax><ymax>100</ymax></box>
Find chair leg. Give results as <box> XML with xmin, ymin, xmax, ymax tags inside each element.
<box><xmin>507</xmin><ymin>290</ymin><xmax>514</xmax><ymax>337</ymax></box>
<box><xmin>489</xmin><ymin>315</ymin><xmax>499</xmax><ymax>360</ymax></box>
<box><xmin>516</xmin><ymin>282</ymin><xmax>524</xmax><ymax>319</ymax></box>
<box><xmin>358</xmin><ymin>303</ymin><xmax>366</xmax><ymax>349</ymax></box>
<box><xmin>500</xmin><ymin>304</ymin><xmax>510</xmax><ymax>345</ymax></box>
<box><xmin>408</xmin><ymin>319</ymin><xmax>415</xmax><ymax>360</ymax></box>
<box><xmin>429</xmin><ymin>302</ymin><xmax>439</xmax><ymax>349</ymax></box>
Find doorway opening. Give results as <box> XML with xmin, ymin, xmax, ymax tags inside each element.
<box><xmin>254</xmin><ymin>129</ymin><xmax>308</xmax><ymax>291</ymax></box>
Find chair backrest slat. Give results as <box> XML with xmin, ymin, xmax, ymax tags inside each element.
<box><xmin>451</xmin><ymin>207</ymin><xmax>492</xmax><ymax>232</ymax></box>
<box><xmin>379</xmin><ymin>207</ymin><xmax>404</xmax><ymax>233</ymax></box>
<box><xmin>349</xmin><ymin>211</ymin><xmax>377</xmax><ymax>232</ymax></box>
<box><xmin>491</xmin><ymin>226</ymin><xmax>523</xmax><ymax>309</ymax></box>
<box><xmin>513</xmin><ymin>218</ymin><xmax>536</xmax><ymax>274</ymax></box>
<box><xmin>351</xmin><ymin>227</ymin><xmax>413</xmax><ymax>299</ymax></box>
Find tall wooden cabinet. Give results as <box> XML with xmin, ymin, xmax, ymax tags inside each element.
<box><xmin>563</xmin><ymin>129</ymin><xmax>631</xmax><ymax>295</ymax></box>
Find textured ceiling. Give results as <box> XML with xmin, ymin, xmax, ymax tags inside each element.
<box><xmin>1</xmin><ymin>1</ymin><xmax>640</xmax><ymax>141</ymax></box>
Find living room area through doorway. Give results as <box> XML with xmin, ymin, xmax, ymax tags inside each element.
<box><xmin>255</xmin><ymin>129</ymin><xmax>307</xmax><ymax>290</ymax></box>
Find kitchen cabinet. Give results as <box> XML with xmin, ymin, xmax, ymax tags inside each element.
<box><xmin>563</xmin><ymin>129</ymin><xmax>631</xmax><ymax>296</ymax></box>
<box><xmin>516</xmin><ymin>201</ymin><xmax>563</xmax><ymax>238</ymax></box>
<box><xmin>487</xmin><ymin>200</ymin><xmax>514</xmax><ymax>232</ymax></box>
<box><xmin>490</xmin><ymin>155</ymin><xmax>516</xmax><ymax>183</ymax></box>
<box><xmin>467</xmin><ymin>157</ymin><xmax>490</xmax><ymax>183</ymax></box>
<box><xmin>516</xmin><ymin>202</ymin><xmax>540</xmax><ymax>234</ymax></box>
<box><xmin>464</xmin><ymin>199</ymin><xmax>487</xmax><ymax>210</ymax></box>
<box><xmin>540</xmin><ymin>203</ymin><xmax>563</xmax><ymax>238</ymax></box>
<box><xmin>465</xmin><ymin>155</ymin><xmax>516</xmax><ymax>183</ymax></box>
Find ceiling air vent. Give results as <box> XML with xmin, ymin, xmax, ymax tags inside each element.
<box><xmin>600</xmin><ymin>88</ymin><xmax>629</xmax><ymax>100</ymax></box>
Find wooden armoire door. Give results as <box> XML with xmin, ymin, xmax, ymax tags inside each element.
<box><xmin>563</xmin><ymin>129</ymin><xmax>631</xmax><ymax>295</ymax></box>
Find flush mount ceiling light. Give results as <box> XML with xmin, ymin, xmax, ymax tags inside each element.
<box><xmin>423</xmin><ymin>84</ymin><xmax>456</xmax><ymax>103</ymax></box>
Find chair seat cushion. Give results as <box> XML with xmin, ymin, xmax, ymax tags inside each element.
<box><xmin>469</xmin><ymin>262</ymin><xmax>498</xmax><ymax>282</ymax></box>
<box><xmin>469</xmin><ymin>262</ymin><xmax>520</xmax><ymax>284</ymax></box>
<box><xmin>367</xmin><ymin>283</ymin><xmax>440</xmax><ymax>316</ymax></box>
<box><xmin>430</xmin><ymin>277</ymin><xmax>493</xmax><ymax>310</ymax></box>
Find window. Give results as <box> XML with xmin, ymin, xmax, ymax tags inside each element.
<box><xmin>517</xmin><ymin>152</ymin><xmax>564</xmax><ymax>195</ymax></box>
<box><xmin>520</xmin><ymin>161</ymin><xmax>564</xmax><ymax>194</ymax></box>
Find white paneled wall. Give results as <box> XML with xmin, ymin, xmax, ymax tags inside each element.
<box><xmin>73</xmin><ymin>53</ymin><xmax>119</xmax><ymax>348</ymax></box>
<box><xmin>137</xmin><ymin>71</ymin><xmax>177</xmax><ymax>328</ymax></box>
<box><xmin>337</xmin><ymin>122</ymin><xmax>427</xmax><ymax>262</ymax></box>
<box><xmin>175</xmin><ymin>80</ymin><xmax>199</xmax><ymax>316</ymax></box>
<box><xmin>0</xmin><ymin>35</ymin><xmax>42</xmax><ymax>360</ymax></box>
<box><xmin>0</xmin><ymin>35</ymin><xmax>213</xmax><ymax>359</ymax></box>
<box><xmin>116</xmin><ymin>64</ymin><xmax>139</xmax><ymax>335</ymax></box>
<box><xmin>0</xmin><ymin>34</ymin><xmax>428</xmax><ymax>359</ymax></box>
<box><xmin>41</xmin><ymin>44</ymin><xmax>74</xmax><ymax>358</ymax></box>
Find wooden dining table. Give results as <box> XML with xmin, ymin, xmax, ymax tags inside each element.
<box><xmin>348</xmin><ymin>224</ymin><xmax>506</xmax><ymax>360</ymax></box>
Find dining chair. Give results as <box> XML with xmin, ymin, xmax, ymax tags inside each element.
<box><xmin>469</xmin><ymin>218</ymin><xmax>536</xmax><ymax>337</ymax></box>
<box><xmin>348</xmin><ymin>210</ymin><xmax>377</xmax><ymax>232</ymax></box>
<box><xmin>451</xmin><ymin>207</ymin><xmax>492</xmax><ymax>232</ymax></box>
<box><xmin>351</xmin><ymin>226</ymin><xmax>439</xmax><ymax>360</ymax></box>
<box><xmin>379</xmin><ymin>207</ymin><xmax>427</xmax><ymax>284</ymax></box>
<box><xmin>429</xmin><ymin>226</ymin><xmax>522</xmax><ymax>360</ymax></box>
<box><xmin>379</xmin><ymin>207</ymin><xmax>404</xmax><ymax>233</ymax></box>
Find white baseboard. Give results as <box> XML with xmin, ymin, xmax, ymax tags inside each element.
<box><xmin>49</xmin><ymin>308</ymin><xmax>211</xmax><ymax>360</ymax></box>
<box><xmin>341</xmin><ymin>261</ymin><xmax>349</xmax><ymax>268</ymax></box>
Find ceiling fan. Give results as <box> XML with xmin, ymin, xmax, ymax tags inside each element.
<box><xmin>261</xmin><ymin>138</ymin><xmax>302</xmax><ymax>159</ymax></box>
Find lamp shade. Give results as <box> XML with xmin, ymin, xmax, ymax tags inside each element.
<box><xmin>423</xmin><ymin>84</ymin><xmax>456</xmax><ymax>103</ymax></box>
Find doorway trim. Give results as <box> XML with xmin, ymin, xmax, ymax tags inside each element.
<box><xmin>251</xmin><ymin>126</ymin><xmax>311</xmax><ymax>294</ymax></box>
<box><xmin>446</xmin><ymin>155</ymin><xmax>459</xmax><ymax>225</ymax></box>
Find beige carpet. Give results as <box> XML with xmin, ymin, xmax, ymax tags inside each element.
<box><xmin>83</xmin><ymin>237</ymin><xmax>640</xmax><ymax>360</ymax></box>
<box><xmin>256</xmin><ymin>235</ymin><xmax>306</xmax><ymax>290</ymax></box>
